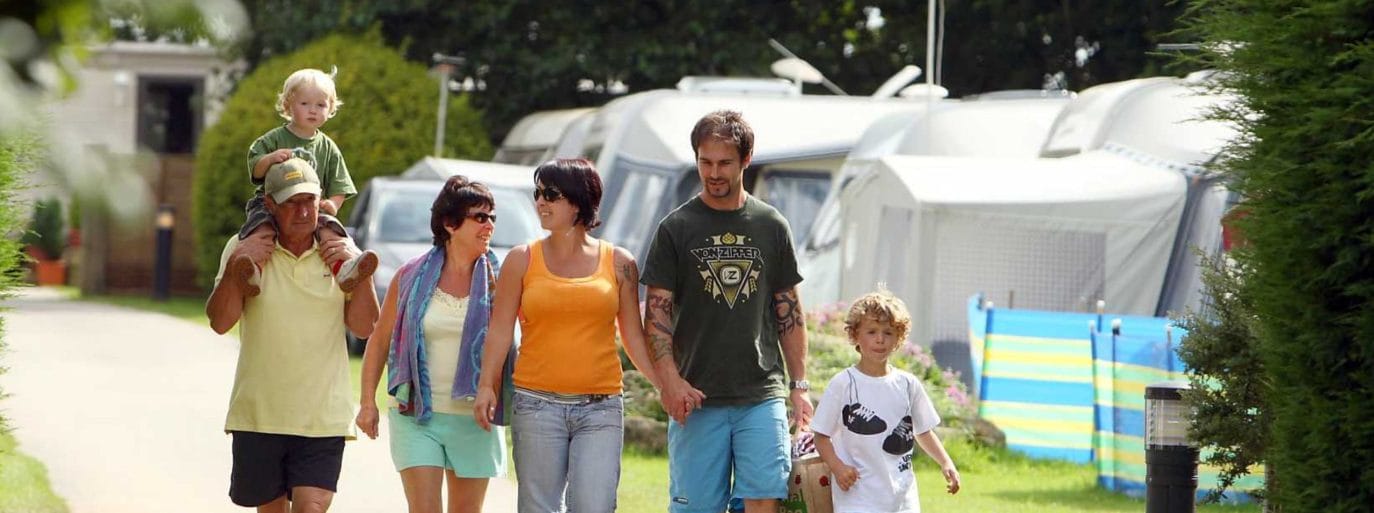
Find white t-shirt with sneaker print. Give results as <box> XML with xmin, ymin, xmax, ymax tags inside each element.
<box><xmin>812</xmin><ymin>367</ymin><xmax>941</xmax><ymax>513</ymax></box>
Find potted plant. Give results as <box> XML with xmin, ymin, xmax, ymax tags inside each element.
<box><xmin>21</xmin><ymin>197</ymin><xmax>67</xmax><ymax>285</ymax></box>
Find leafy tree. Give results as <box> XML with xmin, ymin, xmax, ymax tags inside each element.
<box><xmin>192</xmin><ymin>30</ymin><xmax>491</xmax><ymax>286</ymax></box>
<box><xmin>227</xmin><ymin>0</ymin><xmax>1191</xmax><ymax>142</ymax></box>
<box><xmin>1179</xmin><ymin>1</ymin><xmax>1374</xmax><ymax>510</ymax></box>
<box><xmin>1175</xmin><ymin>254</ymin><xmax>1269</xmax><ymax>503</ymax></box>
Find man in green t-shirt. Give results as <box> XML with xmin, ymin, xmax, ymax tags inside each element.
<box><xmin>641</xmin><ymin>110</ymin><xmax>813</xmax><ymax>513</ymax></box>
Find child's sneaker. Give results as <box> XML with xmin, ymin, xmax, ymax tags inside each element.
<box><xmin>842</xmin><ymin>403</ymin><xmax>888</xmax><ymax>435</ymax></box>
<box><xmin>229</xmin><ymin>254</ymin><xmax>261</xmax><ymax>298</ymax></box>
<box><xmin>883</xmin><ymin>415</ymin><xmax>915</xmax><ymax>455</ymax></box>
<box><xmin>336</xmin><ymin>250</ymin><xmax>378</xmax><ymax>293</ymax></box>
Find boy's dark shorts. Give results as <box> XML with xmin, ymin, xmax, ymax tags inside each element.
<box><xmin>239</xmin><ymin>195</ymin><xmax>347</xmax><ymax>240</ymax></box>
<box><xmin>228</xmin><ymin>431</ymin><xmax>345</xmax><ymax>507</ymax></box>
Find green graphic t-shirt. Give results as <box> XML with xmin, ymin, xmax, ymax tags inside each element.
<box><xmin>641</xmin><ymin>195</ymin><xmax>803</xmax><ymax>406</ymax></box>
<box><xmin>246</xmin><ymin>125</ymin><xmax>356</xmax><ymax>199</ymax></box>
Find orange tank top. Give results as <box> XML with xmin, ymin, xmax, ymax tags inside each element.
<box><xmin>514</xmin><ymin>239</ymin><xmax>623</xmax><ymax>394</ymax></box>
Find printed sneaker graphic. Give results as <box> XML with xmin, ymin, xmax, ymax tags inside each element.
<box><xmin>842</xmin><ymin>403</ymin><xmax>888</xmax><ymax>435</ymax></box>
<box><xmin>883</xmin><ymin>415</ymin><xmax>915</xmax><ymax>454</ymax></box>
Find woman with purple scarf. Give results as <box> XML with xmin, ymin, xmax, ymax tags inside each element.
<box><xmin>356</xmin><ymin>175</ymin><xmax>512</xmax><ymax>513</ymax></box>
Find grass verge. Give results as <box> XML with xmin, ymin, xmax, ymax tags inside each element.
<box><xmin>616</xmin><ymin>439</ymin><xmax>1262</xmax><ymax>513</ymax></box>
<box><xmin>0</xmin><ymin>429</ymin><xmax>69</xmax><ymax>513</ymax></box>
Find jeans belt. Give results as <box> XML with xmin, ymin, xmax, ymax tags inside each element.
<box><xmin>515</xmin><ymin>387</ymin><xmax>619</xmax><ymax>405</ymax></box>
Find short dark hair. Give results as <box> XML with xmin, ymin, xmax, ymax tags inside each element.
<box><xmin>533</xmin><ymin>158</ymin><xmax>602</xmax><ymax>229</ymax></box>
<box><xmin>690</xmin><ymin>110</ymin><xmax>754</xmax><ymax>161</ymax></box>
<box><xmin>430</xmin><ymin>174</ymin><xmax>494</xmax><ymax>247</ymax></box>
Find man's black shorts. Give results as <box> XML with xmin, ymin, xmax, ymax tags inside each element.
<box><xmin>229</xmin><ymin>431</ymin><xmax>345</xmax><ymax>507</ymax></box>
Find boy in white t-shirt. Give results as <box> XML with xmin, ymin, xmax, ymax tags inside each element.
<box><xmin>812</xmin><ymin>290</ymin><xmax>961</xmax><ymax>513</ymax></box>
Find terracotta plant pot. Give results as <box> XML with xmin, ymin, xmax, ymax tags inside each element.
<box><xmin>35</xmin><ymin>259</ymin><xmax>66</xmax><ymax>286</ymax></box>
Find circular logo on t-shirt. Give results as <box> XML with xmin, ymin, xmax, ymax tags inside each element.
<box><xmin>718</xmin><ymin>264</ymin><xmax>744</xmax><ymax>286</ymax></box>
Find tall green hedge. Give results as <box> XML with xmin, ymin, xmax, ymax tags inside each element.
<box><xmin>0</xmin><ymin>132</ymin><xmax>37</xmax><ymax>434</ymax></box>
<box><xmin>193</xmin><ymin>30</ymin><xmax>491</xmax><ymax>287</ymax></box>
<box><xmin>1181</xmin><ymin>1</ymin><xmax>1374</xmax><ymax>509</ymax></box>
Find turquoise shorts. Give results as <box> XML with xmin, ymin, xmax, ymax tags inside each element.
<box><xmin>388</xmin><ymin>408</ymin><xmax>507</xmax><ymax>476</ymax></box>
<box><xmin>667</xmin><ymin>398</ymin><xmax>791</xmax><ymax>513</ymax></box>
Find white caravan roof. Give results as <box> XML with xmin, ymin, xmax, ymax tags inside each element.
<box><xmin>494</xmin><ymin>107</ymin><xmax>597</xmax><ymax>165</ymax></box>
<box><xmin>1041</xmin><ymin>74</ymin><xmax>1237</xmax><ymax>169</ymax></box>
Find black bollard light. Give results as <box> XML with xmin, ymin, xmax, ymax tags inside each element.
<box><xmin>1145</xmin><ymin>381</ymin><xmax>1198</xmax><ymax>513</ymax></box>
<box><xmin>153</xmin><ymin>204</ymin><xmax>174</xmax><ymax>301</ymax></box>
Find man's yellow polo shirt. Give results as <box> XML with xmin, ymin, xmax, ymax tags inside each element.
<box><xmin>215</xmin><ymin>237</ymin><xmax>355</xmax><ymax>438</ymax></box>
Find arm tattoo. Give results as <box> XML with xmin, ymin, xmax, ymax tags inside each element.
<box><xmin>618</xmin><ymin>259</ymin><xmax>639</xmax><ymax>288</ymax></box>
<box><xmin>774</xmin><ymin>289</ymin><xmax>803</xmax><ymax>336</ymax></box>
<box><xmin>646</xmin><ymin>293</ymin><xmax>675</xmax><ymax>361</ymax></box>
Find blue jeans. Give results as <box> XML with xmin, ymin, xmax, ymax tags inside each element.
<box><xmin>512</xmin><ymin>392</ymin><xmax>624</xmax><ymax>513</ymax></box>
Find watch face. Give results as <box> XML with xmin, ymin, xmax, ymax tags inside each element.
<box><xmin>791</xmin><ymin>380</ymin><xmax>810</xmax><ymax>390</ymax></box>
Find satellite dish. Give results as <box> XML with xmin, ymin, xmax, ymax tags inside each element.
<box><xmin>898</xmin><ymin>83</ymin><xmax>950</xmax><ymax>99</ymax></box>
<box><xmin>770</xmin><ymin>58</ymin><xmax>823</xmax><ymax>84</ymax></box>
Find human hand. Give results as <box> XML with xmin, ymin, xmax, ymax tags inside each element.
<box><xmin>658</xmin><ymin>374</ymin><xmax>706</xmax><ymax>425</ymax></box>
<box><xmin>832</xmin><ymin>464</ymin><xmax>859</xmax><ymax>491</ymax></box>
<box><xmin>472</xmin><ymin>386</ymin><xmax>499</xmax><ymax>432</ymax></box>
<box><xmin>270</xmin><ymin>148</ymin><xmax>294</xmax><ymax>165</ymax></box>
<box><xmin>942</xmin><ymin>464</ymin><xmax>961</xmax><ymax>494</ymax></box>
<box><xmin>355</xmin><ymin>403</ymin><xmax>379</xmax><ymax>439</ymax></box>
<box><xmin>789</xmin><ymin>389</ymin><xmax>814</xmax><ymax>431</ymax></box>
<box><xmin>318</xmin><ymin>198</ymin><xmax>338</xmax><ymax>216</ymax></box>
<box><xmin>319</xmin><ymin>237</ymin><xmax>359</xmax><ymax>269</ymax></box>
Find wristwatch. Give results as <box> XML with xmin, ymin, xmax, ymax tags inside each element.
<box><xmin>789</xmin><ymin>379</ymin><xmax>810</xmax><ymax>391</ymax></box>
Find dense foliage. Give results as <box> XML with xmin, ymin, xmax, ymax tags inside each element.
<box><xmin>1180</xmin><ymin>1</ymin><xmax>1374</xmax><ymax>509</ymax></box>
<box><xmin>229</xmin><ymin>0</ymin><xmax>1190</xmax><ymax>141</ymax></box>
<box><xmin>192</xmin><ymin>30</ymin><xmax>491</xmax><ymax>286</ymax></box>
<box><xmin>0</xmin><ymin>132</ymin><xmax>39</xmax><ymax>435</ymax></box>
<box><xmin>1175</xmin><ymin>255</ymin><xmax>1268</xmax><ymax>502</ymax></box>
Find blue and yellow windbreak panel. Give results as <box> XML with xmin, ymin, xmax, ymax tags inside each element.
<box><xmin>968</xmin><ymin>295</ymin><xmax>1263</xmax><ymax>501</ymax></box>
<box><xmin>972</xmin><ymin>298</ymin><xmax>1101</xmax><ymax>463</ymax></box>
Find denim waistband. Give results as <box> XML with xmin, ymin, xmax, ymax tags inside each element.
<box><xmin>515</xmin><ymin>387</ymin><xmax>621</xmax><ymax>405</ymax></box>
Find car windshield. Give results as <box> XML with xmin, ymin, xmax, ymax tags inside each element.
<box><xmin>376</xmin><ymin>186</ymin><xmax>542</xmax><ymax>247</ymax></box>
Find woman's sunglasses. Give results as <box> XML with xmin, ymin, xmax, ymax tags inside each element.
<box><xmin>533</xmin><ymin>186</ymin><xmax>564</xmax><ymax>202</ymax></box>
<box><xmin>466</xmin><ymin>212</ymin><xmax>497</xmax><ymax>224</ymax></box>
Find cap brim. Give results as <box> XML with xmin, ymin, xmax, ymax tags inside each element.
<box><xmin>269</xmin><ymin>183</ymin><xmax>322</xmax><ymax>204</ymax></box>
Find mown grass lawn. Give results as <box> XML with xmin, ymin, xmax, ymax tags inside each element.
<box><xmin>616</xmin><ymin>439</ymin><xmax>1261</xmax><ymax>513</ymax></box>
<box><xmin>0</xmin><ymin>429</ymin><xmax>69</xmax><ymax>513</ymax></box>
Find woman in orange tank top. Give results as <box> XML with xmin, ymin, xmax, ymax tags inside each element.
<box><xmin>473</xmin><ymin>158</ymin><xmax>661</xmax><ymax>512</ymax></box>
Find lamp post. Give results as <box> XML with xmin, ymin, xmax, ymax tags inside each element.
<box><xmin>152</xmin><ymin>204</ymin><xmax>174</xmax><ymax>300</ymax></box>
<box><xmin>431</xmin><ymin>53</ymin><xmax>465</xmax><ymax>157</ymax></box>
<box><xmin>1146</xmin><ymin>381</ymin><xmax>1198</xmax><ymax>513</ymax></box>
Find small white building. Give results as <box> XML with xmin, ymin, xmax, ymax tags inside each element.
<box><xmin>42</xmin><ymin>40</ymin><xmax>236</xmax><ymax>294</ymax></box>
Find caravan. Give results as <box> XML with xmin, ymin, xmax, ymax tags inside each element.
<box><xmin>494</xmin><ymin>107</ymin><xmax>597</xmax><ymax>165</ymax></box>
<box><xmin>574</xmin><ymin>77</ymin><xmax>933</xmax><ymax>260</ymax></box>
<box><xmin>808</xmin><ymin>74</ymin><xmax>1237</xmax><ymax>380</ymax></box>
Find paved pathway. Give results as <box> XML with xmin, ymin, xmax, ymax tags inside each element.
<box><xmin>2</xmin><ymin>287</ymin><xmax>517</xmax><ymax>513</ymax></box>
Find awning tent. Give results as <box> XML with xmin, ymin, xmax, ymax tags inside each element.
<box><xmin>835</xmin><ymin>150</ymin><xmax>1186</xmax><ymax>379</ymax></box>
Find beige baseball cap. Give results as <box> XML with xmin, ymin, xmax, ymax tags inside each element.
<box><xmin>264</xmin><ymin>157</ymin><xmax>321</xmax><ymax>203</ymax></box>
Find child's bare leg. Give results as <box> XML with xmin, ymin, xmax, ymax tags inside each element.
<box><xmin>318</xmin><ymin>224</ymin><xmax>377</xmax><ymax>293</ymax></box>
<box><xmin>230</xmin><ymin>223</ymin><xmax>274</xmax><ymax>298</ymax></box>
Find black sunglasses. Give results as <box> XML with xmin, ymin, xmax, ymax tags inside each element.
<box><xmin>533</xmin><ymin>186</ymin><xmax>564</xmax><ymax>202</ymax></box>
<box><xmin>465</xmin><ymin>212</ymin><xmax>497</xmax><ymax>224</ymax></box>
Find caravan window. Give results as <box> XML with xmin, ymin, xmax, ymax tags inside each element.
<box><xmin>601</xmin><ymin>166</ymin><xmax>672</xmax><ymax>258</ymax></box>
<box><xmin>761</xmin><ymin>170</ymin><xmax>831</xmax><ymax>245</ymax></box>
